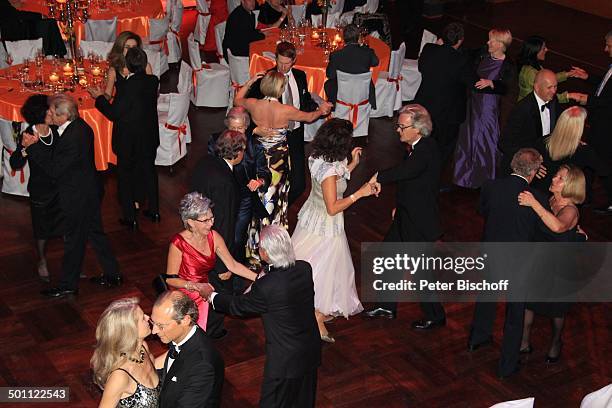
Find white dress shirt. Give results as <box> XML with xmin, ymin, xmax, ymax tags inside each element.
<box><xmin>57</xmin><ymin>120</ymin><xmax>72</xmax><ymax>137</ymax></box>
<box><xmin>166</xmin><ymin>325</ymin><xmax>197</xmax><ymax>372</ymax></box>
<box><xmin>596</xmin><ymin>64</ymin><xmax>612</xmax><ymax>97</ymax></box>
<box><xmin>534</xmin><ymin>92</ymin><xmax>551</xmax><ymax>136</ymax></box>
<box><xmin>283</xmin><ymin>69</ymin><xmax>300</xmax><ymax>130</ymax></box>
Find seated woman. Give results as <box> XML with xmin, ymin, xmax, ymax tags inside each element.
<box><xmin>104</xmin><ymin>31</ymin><xmax>153</xmax><ymax>100</ymax></box>
<box><xmin>518</xmin><ymin>164</ymin><xmax>586</xmax><ymax>363</ymax></box>
<box><xmin>10</xmin><ymin>95</ymin><xmax>63</xmax><ymax>282</ymax></box>
<box><xmin>257</xmin><ymin>0</ymin><xmax>289</xmax><ymax>28</ymax></box>
<box><xmin>165</xmin><ymin>192</ymin><xmax>258</xmax><ymax>331</ymax></box>
<box><xmin>91</xmin><ymin>297</ymin><xmax>160</xmax><ymax>408</ymax></box>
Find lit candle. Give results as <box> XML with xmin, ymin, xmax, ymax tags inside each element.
<box><xmin>334</xmin><ymin>34</ymin><xmax>342</xmax><ymax>43</ymax></box>
<box><xmin>49</xmin><ymin>72</ymin><xmax>59</xmax><ymax>82</ymax></box>
<box><xmin>91</xmin><ymin>66</ymin><xmax>101</xmax><ymax>76</ymax></box>
<box><xmin>78</xmin><ymin>77</ymin><xmax>88</xmax><ymax>86</ymax></box>
<box><xmin>62</xmin><ymin>62</ymin><xmax>72</xmax><ymax>72</ymax></box>
<box><xmin>312</xmin><ymin>31</ymin><xmax>319</xmax><ymax>40</ymax></box>
<box><xmin>56</xmin><ymin>0</ymin><xmax>67</xmax><ymax>4</ymax></box>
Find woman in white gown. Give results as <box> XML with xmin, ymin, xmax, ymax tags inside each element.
<box><xmin>292</xmin><ymin>119</ymin><xmax>380</xmax><ymax>343</ymax></box>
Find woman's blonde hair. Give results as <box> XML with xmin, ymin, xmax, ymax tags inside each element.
<box><xmin>545</xmin><ymin>106</ymin><xmax>587</xmax><ymax>161</ymax></box>
<box><xmin>91</xmin><ymin>297</ymin><xmax>141</xmax><ymax>389</ymax></box>
<box><xmin>260</xmin><ymin>71</ymin><xmax>287</xmax><ymax>99</ymax></box>
<box><xmin>559</xmin><ymin>164</ymin><xmax>586</xmax><ymax>205</ymax></box>
<box><xmin>489</xmin><ymin>28</ymin><xmax>513</xmax><ymax>52</ymax></box>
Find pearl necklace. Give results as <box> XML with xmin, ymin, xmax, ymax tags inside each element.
<box><xmin>34</xmin><ymin>125</ymin><xmax>53</xmax><ymax>146</ymax></box>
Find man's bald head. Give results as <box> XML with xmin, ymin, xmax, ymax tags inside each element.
<box><xmin>534</xmin><ymin>69</ymin><xmax>558</xmax><ymax>102</ymax></box>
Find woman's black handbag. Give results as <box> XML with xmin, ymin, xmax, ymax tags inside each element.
<box><xmin>152</xmin><ymin>274</ymin><xmax>179</xmax><ymax>294</ymax></box>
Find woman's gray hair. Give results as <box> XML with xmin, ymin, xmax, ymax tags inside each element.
<box><xmin>224</xmin><ymin>106</ymin><xmax>251</xmax><ymax>128</ymax></box>
<box><xmin>398</xmin><ymin>104</ymin><xmax>432</xmax><ymax>137</ymax></box>
<box><xmin>155</xmin><ymin>291</ymin><xmax>199</xmax><ymax>325</ymax></box>
<box><xmin>259</xmin><ymin>225</ymin><xmax>295</xmax><ymax>268</ymax></box>
<box><xmin>179</xmin><ymin>192</ymin><xmax>213</xmax><ymax>230</ymax></box>
<box><xmin>50</xmin><ymin>93</ymin><xmax>79</xmax><ymax>121</ymax></box>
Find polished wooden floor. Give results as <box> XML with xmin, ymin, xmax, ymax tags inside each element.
<box><xmin>1</xmin><ymin>1</ymin><xmax>611</xmax><ymax>407</ymax></box>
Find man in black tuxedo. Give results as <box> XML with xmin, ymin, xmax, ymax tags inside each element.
<box><xmin>246</xmin><ymin>41</ymin><xmax>328</xmax><ymax>205</ymax></box>
<box><xmin>325</xmin><ymin>23</ymin><xmax>379</xmax><ymax>110</ymax></box>
<box><xmin>468</xmin><ymin>148</ymin><xmax>545</xmax><ymax>378</ymax></box>
<box><xmin>22</xmin><ymin>94</ymin><xmax>120</xmax><ymax>297</ymax></box>
<box><xmin>152</xmin><ymin>291</ymin><xmax>224</xmax><ymax>408</ymax></box>
<box><xmin>364</xmin><ymin>104</ymin><xmax>445</xmax><ymax>330</ymax></box>
<box><xmin>203</xmin><ymin>225</ymin><xmax>321</xmax><ymax>408</ymax></box>
<box><xmin>414</xmin><ymin>22</ymin><xmax>474</xmax><ymax>166</ymax></box>
<box><xmin>191</xmin><ymin>130</ymin><xmax>245</xmax><ymax>339</ymax></box>
<box><xmin>581</xmin><ymin>31</ymin><xmax>612</xmax><ymax>213</ymax></box>
<box><xmin>222</xmin><ymin>0</ymin><xmax>265</xmax><ymax>60</ymax></box>
<box><xmin>91</xmin><ymin>48</ymin><xmax>160</xmax><ymax>229</ymax></box>
<box><xmin>499</xmin><ymin>69</ymin><xmax>561</xmax><ymax>175</ymax></box>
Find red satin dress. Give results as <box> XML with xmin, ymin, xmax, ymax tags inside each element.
<box><xmin>171</xmin><ymin>232</ymin><xmax>216</xmax><ymax>330</ymax></box>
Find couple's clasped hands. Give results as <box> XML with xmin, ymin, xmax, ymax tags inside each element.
<box><xmin>351</xmin><ymin>148</ymin><xmax>381</xmax><ymax>198</ymax></box>
<box><xmin>184</xmin><ymin>281</ymin><xmax>215</xmax><ymax>300</ymax></box>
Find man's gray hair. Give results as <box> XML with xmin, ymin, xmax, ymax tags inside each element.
<box><xmin>260</xmin><ymin>225</ymin><xmax>295</xmax><ymax>268</ymax></box>
<box><xmin>50</xmin><ymin>93</ymin><xmax>79</xmax><ymax>121</ymax></box>
<box><xmin>224</xmin><ymin>106</ymin><xmax>251</xmax><ymax>128</ymax></box>
<box><xmin>179</xmin><ymin>192</ymin><xmax>213</xmax><ymax>230</ymax></box>
<box><xmin>398</xmin><ymin>104</ymin><xmax>432</xmax><ymax>137</ymax></box>
<box><xmin>511</xmin><ymin>148</ymin><xmax>543</xmax><ymax>178</ymax></box>
<box><xmin>154</xmin><ymin>291</ymin><xmax>199</xmax><ymax>326</ymax></box>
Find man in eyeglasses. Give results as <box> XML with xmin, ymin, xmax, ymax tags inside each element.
<box><xmin>364</xmin><ymin>104</ymin><xmax>446</xmax><ymax>330</ymax></box>
<box><xmin>151</xmin><ymin>290</ymin><xmax>224</xmax><ymax>408</ymax></box>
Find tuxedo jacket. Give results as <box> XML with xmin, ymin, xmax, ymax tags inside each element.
<box><xmin>95</xmin><ymin>73</ymin><xmax>160</xmax><ymax>159</ymax></box>
<box><xmin>213</xmin><ymin>260</ymin><xmax>321</xmax><ymax>379</ymax></box>
<box><xmin>222</xmin><ymin>4</ymin><xmax>265</xmax><ymax>60</ymax></box>
<box><xmin>480</xmin><ymin>175</ymin><xmax>547</xmax><ymax>242</ymax></box>
<box><xmin>191</xmin><ymin>155</ymin><xmax>240</xmax><ymax>273</ymax></box>
<box><xmin>378</xmin><ymin>136</ymin><xmax>441</xmax><ymax>241</ymax></box>
<box><xmin>325</xmin><ymin>43</ymin><xmax>379</xmax><ymax>108</ymax></box>
<box><xmin>26</xmin><ymin>118</ymin><xmax>100</xmax><ymax>217</ymax></box>
<box><xmin>585</xmin><ymin>68</ymin><xmax>612</xmax><ymax>152</ymax></box>
<box><xmin>245</xmin><ymin>67</ymin><xmax>319</xmax><ymax>114</ymax></box>
<box><xmin>159</xmin><ymin>327</ymin><xmax>224</xmax><ymax>408</ymax></box>
<box><xmin>499</xmin><ymin>92</ymin><xmax>561</xmax><ymax>171</ymax></box>
<box><xmin>414</xmin><ymin>43</ymin><xmax>474</xmax><ymax>125</ymax></box>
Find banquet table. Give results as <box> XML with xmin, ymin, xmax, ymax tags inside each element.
<box><xmin>0</xmin><ymin>62</ymin><xmax>116</xmax><ymax>171</ymax></box>
<box><xmin>20</xmin><ymin>0</ymin><xmax>165</xmax><ymax>45</ymax></box>
<box><xmin>249</xmin><ymin>28</ymin><xmax>390</xmax><ymax>98</ymax></box>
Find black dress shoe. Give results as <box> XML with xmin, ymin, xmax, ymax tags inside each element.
<box><xmin>593</xmin><ymin>204</ymin><xmax>612</xmax><ymax>215</ymax></box>
<box><xmin>467</xmin><ymin>336</ymin><xmax>493</xmax><ymax>352</ymax></box>
<box><xmin>41</xmin><ymin>287</ymin><xmax>78</xmax><ymax>298</ymax></box>
<box><xmin>498</xmin><ymin>363</ymin><xmax>521</xmax><ymax>379</ymax></box>
<box><xmin>412</xmin><ymin>318</ymin><xmax>446</xmax><ymax>330</ymax></box>
<box><xmin>119</xmin><ymin>218</ymin><xmax>138</xmax><ymax>230</ymax></box>
<box><xmin>364</xmin><ymin>307</ymin><xmax>396</xmax><ymax>319</ymax></box>
<box><xmin>90</xmin><ymin>275</ymin><xmax>123</xmax><ymax>287</ymax></box>
<box><xmin>209</xmin><ymin>329</ymin><xmax>228</xmax><ymax>340</ymax></box>
<box><xmin>545</xmin><ymin>342</ymin><xmax>562</xmax><ymax>363</ymax></box>
<box><xmin>143</xmin><ymin>210</ymin><xmax>161</xmax><ymax>223</ymax></box>
<box><xmin>519</xmin><ymin>345</ymin><xmax>533</xmax><ymax>354</ymax></box>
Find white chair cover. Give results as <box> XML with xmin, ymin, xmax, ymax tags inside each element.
<box><xmin>580</xmin><ymin>383</ymin><xmax>612</xmax><ymax>408</ymax></box>
<box><xmin>400</xmin><ymin>29</ymin><xmax>437</xmax><ymax>101</ymax></box>
<box><xmin>227</xmin><ymin>48</ymin><xmax>250</xmax><ymax>108</ymax></box>
<box><xmin>303</xmin><ymin>93</ymin><xmax>326</xmax><ymax>142</ymax></box>
<box><xmin>262</xmin><ymin>51</ymin><xmax>276</xmax><ymax>60</ymax></box>
<box><xmin>214</xmin><ymin>22</ymin><xmax>227</xmax><ymax>65</ymax></box>
<box><xmin>329</xmin><ymin>0</ymin><xmax>345</xmax><ymax>14</ymax></box>
<box><xmin>146</xmin><ymin>17</ymin><xmax>170</xmax><ymax>76</ymax></box>
<box><xmin>334</xmin><ymin>70</ymin><xmax>371</xmax><ymax>137</ymax></box>
<box><xmin>489</xmin><ymin>398</ymin><xmax>535</xmax><ymax>408</ymax></box>
<box><xmin>143</xmin><ymin>48</ymin><xmax>163</xmax><ymax>78</ymax></box>
<box><xmin>85</xmin><ymin>18</ymin><xmax>118</xmax><ymax>42</ymax></box>
<box><xmin>1</xmin><ymin>119</ymin><xmax>29</xmax><ymax>196</ymax></box>
<box><xmin>291</xmin><ymin>4</ymin><xmax>306</xmax><ymax>25</ymax></box>
<box><xmin>227</xmin><ymin>0</ymin><xmax>241</xmax><ymax>13</ymax></box>
<box><xmin>371</xmin><ymin>42</ymin><xmax>405</xmax><ymax>118</ymax></box>
<box><xmin>311</xmin><ymin>12</ymin><xmax>341</xmax><ymax>28</ymax></box>
<box><xmin>166</xmin><ymin>0</ymin><xmax>184</xmax><ymax>64</ymax></box>
<box><xmin>355</xmin><ymin>0</ymin><xmax>379</xmax><ymax>13</ymax></box>
<box><xmin>0</xmin><ymin>42</ymin><xmax>9</xmax><ymax>69</ymax></box>
<box><xmin>194</xmin><ymin>0</ymin><xmax>211</xmax><ymax>44</ymax></box>
<box><xmin>156</xmin><ymin>61</ymin><xmax>191</xmax><ymax>165</ymax></box>
<box><xmin>187</xmin><ymin>33</ymin><xmax>230</xmax><ymax>107</ymax></box>
<box><xmin>79</xmin><ymin>40</ymin><xmax>113</xmax><ymax>60</ymax></box>
<box><xmin>5</xmin><ymin>38</ymin><xmax>43</xmax><ymax>65</ymax></box>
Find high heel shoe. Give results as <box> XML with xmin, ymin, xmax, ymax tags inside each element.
<box><xmin>37</xmin><ymin>261</ymin><xmax>50</xmax><ymax>283</ymax></box>
<box><xmin>320</xmin><ymin>333</ymin><xmax>335</xmax><ymax>343</ymax></box>
<box><xmin>519</xmin><ymin>345</ymin><xmax>533</xmax><ymax>354</ymax></box>
<box><xmin>545</xmin><ymin>342</ymin><xmax>563</xmax><ymax>363</ymax></box>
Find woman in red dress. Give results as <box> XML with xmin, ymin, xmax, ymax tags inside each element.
<box><xmin>165</xmin><ymin>192</ymin><xmax>258</xmax><ymax>330</ymax></box>
<box><xmin>203</xmin><ymin>0</ymin><xmax>228</xmax><ymax>52</ymax></box>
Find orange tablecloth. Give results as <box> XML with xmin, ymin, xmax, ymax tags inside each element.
<box><xmin>21</xmin><ymin>0</ymin><xmax>164</xmax><ymax>44</ymax></box>
<box><xmin>0</xmin><ymin>64</ymin><xmax>116</xmax><ymax>171</ymax></box>
<box><xmin>249</xmin><ymin>28</ymin><xmax>390</xmax><ymax>98</ymax></box>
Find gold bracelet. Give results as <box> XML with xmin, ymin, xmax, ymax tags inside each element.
<box><xmin>350</xmin><ymin>194</ymin><xmax>357</xmax><ymax>203</ymax></box>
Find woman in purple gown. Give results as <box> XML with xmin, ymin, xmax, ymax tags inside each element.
<box><xmin>453</xmin><ymin>28</ymin><xmax>515</xmax><ymax>188</ymax></box>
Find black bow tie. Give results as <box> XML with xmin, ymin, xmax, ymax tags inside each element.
<box><xmin>541</xmin><ymin>102</ymin><xmax>551</xmax><ymax>112</ymax></box>
<box><xmin>168</xmin><ymin>343</ymin><xmax>179</xmax><ymax>359</ymax></box>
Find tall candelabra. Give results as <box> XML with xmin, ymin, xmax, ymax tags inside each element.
<box><xmin>47</xmin><ymin>0</ymin><xmax>90</xmax><ymax>62</ymax></box>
